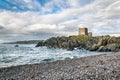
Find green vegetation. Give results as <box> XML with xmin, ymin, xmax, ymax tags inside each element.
<box><xmin>69</xmin><ymin>35</ymin><xmax>86</xmax><ymax>41</ymax></box>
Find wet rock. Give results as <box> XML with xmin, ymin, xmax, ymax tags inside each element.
<box><xmin>42</xmin><ymin>58</ymin><xmax>54</xmax><ymax>62</ymax></box>
<box><xmin>35</xmin><ymin>41</ymin><xmax>45</xmax><ymax>47</ymax></box>
<box><xmin>15</xmin><ymin>45</ymin><xmax>19</xmax><ymax>47</ymax></box>
<box><xmin>97</xmin><ymin>46</ymin><xmax>105</xmax><ymax>52</ymax></box>
<box><xmin>90</xmin><ymin>44</ymin><xmax>99</xmax><ymax>51</ymax></box>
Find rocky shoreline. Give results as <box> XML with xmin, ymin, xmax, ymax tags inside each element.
<box><xmin>0</xmin><ymin>52</ymin><xmax>120</xmax><ymax>80</ymax></box>
<box><xmin>36</xmin><ymin>35</ymin><xmax>120</xmax><ymax>52</ymax></box>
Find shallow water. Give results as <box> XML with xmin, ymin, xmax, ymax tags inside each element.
<box><xmin>0</xmin><ymin>44</ymin><xmax>110</xmax><ymax>68</ymax></box>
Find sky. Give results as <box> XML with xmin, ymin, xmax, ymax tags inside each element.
<box><xmin>0</xmin><ymin>0</ymin><xmax>120</xmax><ymax>42</ymax></box>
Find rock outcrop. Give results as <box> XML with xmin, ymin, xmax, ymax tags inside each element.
<box><xmin>90</xmin><ymin>36</ymin><xmax>120</xmax><ymax>52</ymax></box>
<box><xmin>36</xmin><ymin>35</ymin><xmax>120</xmax><ymax>52</ymax></box>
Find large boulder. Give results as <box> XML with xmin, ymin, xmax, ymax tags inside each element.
<box><xmin>90</xmin><ymin>44</ymin><xmax>99</xmax><ymax>51</ymax></box>
<box><xmin>97</xmin><ymin>46</ymin><xmax>111</xmax><ymax>52</ymax></box>
<box><xmin>97</xmin><ymin>38</ymin><xmax>108</xmax><ymax>46</ymax></box>
<box><xmin>35</xmin><ymin>41</ymin><xmax>45</xmax><ymax>47</ymax></box>
<box><xmin>106</xmin><ymin>44</ymin><xmax>120</xmax><ymax>52</ymax></box>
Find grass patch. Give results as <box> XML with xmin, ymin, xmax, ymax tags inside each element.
<box><xmin>69</xmin><ymin>35</ymin><xmax>86</xmax><ymax>41</ymax></box>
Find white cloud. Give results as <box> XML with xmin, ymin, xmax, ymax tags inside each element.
<box><xmin>103</xmin><ymin>0</ymin><xmax>120</xmax><ymax>19</ymax></box>
<box><xmin>0</xmin><ymin>0</ymin><xmax>120</xmax><ymax>42</ymax></box>
<box><xmin>25</xmin><ymin>24</ymin><xmax>65</xmax><ymax>32</ymax></box>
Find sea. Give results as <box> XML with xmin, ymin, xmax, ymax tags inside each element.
<box><xmin>0</xmin><ymin>44</ymin><xmax>111</xmax><ymax>68</ymax></box>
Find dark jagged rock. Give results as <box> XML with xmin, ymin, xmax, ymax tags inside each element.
<box><xmin>35</xmin><ymin>41</ymin><xmax>45</xmax><ymax>47</ymax></box>
<box><xmin>90</xmin><ymin>44</ymin><xmax>99</xmax><ymax>51</ymax></box>
<box><xmin>15</xmin><ymin>45</ymin><xmax>19</xmax><ymax>47</ymax></box>
<box><xmin>36</xmin><ymin>35</ymin><xmax>120</xmax><ymax>52</ymax></box>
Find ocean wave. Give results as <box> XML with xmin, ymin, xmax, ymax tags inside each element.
<box><xmin>0</xmin><ymin>44</ymin><xmax>108</xmax><ymax>68</ymax></box>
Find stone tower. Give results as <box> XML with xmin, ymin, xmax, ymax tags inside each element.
<box><xmin>79</xmin><ymin>28</ymin><xmax>88</xmax><ymax>35</ymax></box>
<box><xmin>88</xmin><ymin>32</ymin><xmax>92</xmax><ymax>37</ymax></box>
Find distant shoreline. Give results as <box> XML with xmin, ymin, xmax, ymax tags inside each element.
<box><xmin>3</xmin><ymin>40</ymin><xmax>43</xmax><ymax>44</ymax></box>
<box><xmin>0</xmin><ymin>52</ymin><xmax>120</xmax><ymax>79</ymax></box>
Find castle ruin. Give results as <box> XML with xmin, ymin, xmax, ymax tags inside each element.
<box><xmin>79</xmin><ymin>28</ymin><xmax>92</xmax><ymax>37</ymax></box>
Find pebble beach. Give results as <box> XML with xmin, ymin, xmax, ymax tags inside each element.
<box><xmin>0</xmin><ymin>52</ymin><xmax>120</xmax><ymax>80</ymax></box>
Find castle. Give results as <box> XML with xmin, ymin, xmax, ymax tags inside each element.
<box><xmin>79</xmin><ymin>28</ymin><xmax>92</xmax><ymax>37</ymax></box>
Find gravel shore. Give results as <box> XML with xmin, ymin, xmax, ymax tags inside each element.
<box><xmin>0</xmin><ymin>52</ymin><xmax>120</xmax><ymax>80</ymax></box>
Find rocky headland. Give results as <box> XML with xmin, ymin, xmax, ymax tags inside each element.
<box><xmin>1</xmin><ymin>35</ymin><xmax>120</xmax><ymax>80</ymax></box>
<box><xmin>36</xmin><ymin>35</ymin><xmax>120</xmax><ymax>52</ymax></box>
